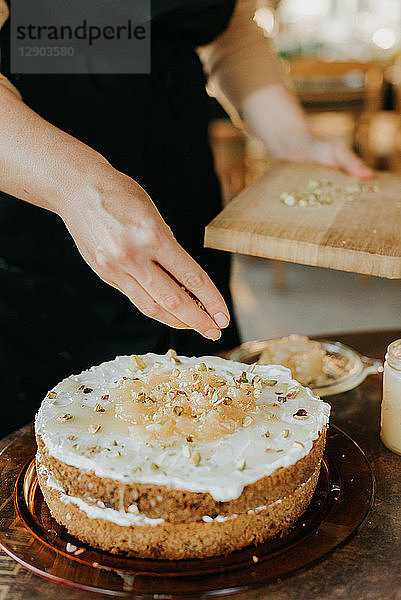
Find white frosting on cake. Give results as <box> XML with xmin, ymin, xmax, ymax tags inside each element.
<box><xmin>35</xmin><ymin>353</ymin><xmax>330</xmax><ymax>502</ymax></box>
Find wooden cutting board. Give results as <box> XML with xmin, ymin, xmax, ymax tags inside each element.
<box><xmin>205</xmin><ymin>161</ymin><xmax>401</xmax><ymax>279</ymax></box>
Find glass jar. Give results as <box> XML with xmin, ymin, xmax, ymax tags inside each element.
<box><xmin>381</xmin><ymin>339</ymin><xmax>401</xmax><ymax>455</ymax></box>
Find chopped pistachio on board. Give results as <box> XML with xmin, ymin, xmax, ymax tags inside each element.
<box><xmin>280</xmin><ymin>180</ymin><xmax>380</xmax><ymax>208</ymax></box>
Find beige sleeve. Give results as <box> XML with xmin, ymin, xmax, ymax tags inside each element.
<box><xmin>0</xmin><ymin>0</ymin><xmax>22</xmax><ymax>99</ymax></box>
<box><xmin>198</xmin><ymin>0</ymin><xmax>286</xmax><ymax>117</ymax></box>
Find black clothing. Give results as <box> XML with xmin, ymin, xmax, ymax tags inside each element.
<box><xmin>0</xmin><ymin>0</ymin><xmax>240</xmax><ymax>437</ymax></box>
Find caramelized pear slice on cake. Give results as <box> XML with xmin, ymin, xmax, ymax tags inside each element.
<box><xmin>113</xmin><ymin>365</ymin><xmax>260</xmax><ymax>443</ymax></box>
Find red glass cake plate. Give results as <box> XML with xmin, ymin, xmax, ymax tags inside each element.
<box><xmin>0</xmin><ymin>424</ymin><xmax>374</xmax><ymax>599</ymax></box>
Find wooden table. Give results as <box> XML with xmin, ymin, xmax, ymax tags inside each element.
<box><xmin>1</xmin><ymin>329</ymin><xmax>400</xmax><ymax>599</ymax></box>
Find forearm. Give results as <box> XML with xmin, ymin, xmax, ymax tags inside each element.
<box><xmin>0</xmin><ymin>85</ymin><xmax>112</xmax><ymax>214</ymax></box>
<box><xmin>241</xmin><ymin>82</ymin><xmax>372</xmax><ymax>177</ymax></box>
<box><xmin>241</xmin><ymin>83</ymin><xmax>312</xmax><ymax>160</ymax></box>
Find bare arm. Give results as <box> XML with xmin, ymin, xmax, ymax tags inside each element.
<box><xmin>199</xmin><ymin>0</ymin><xmax>372</xmax><ymax>178</ymax></box>
<box><xmin>242</xmin><ymin>84</ymin><xmax>373</xmax><ymax>178</ymax></box>
<box><xmin>0</xmin><ymin>84</ymin><xmax>109</xmax><ymax>212</ymax></box>
<box><xmin>0</xmin><ymin>85</ymin><xmax>229</xmax><ymax>339</ymax></box>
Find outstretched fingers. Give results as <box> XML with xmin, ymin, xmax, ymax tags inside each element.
<box><xmin>156</xmin><ymin>241</ymin><xmax>230</xmax><ymax>330</ymax></box>
<box><xmin>135</xmin><ymin>261</ymin><xmax>224</xmax><ymax>340</ymax></box>
<box><xmin>115</xmin><ymin>274</ymin><xmax>190</xmax><ymax>330</ymax></box>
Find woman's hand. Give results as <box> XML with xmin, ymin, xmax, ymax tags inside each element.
<box><xmin>282</xmin><ymin>135</ymin><xmax>373</xmax><ymax>179</ymax></box>
<box><xmin>59</xmin><ymin>169</ymin><xmax>230</xmax><ymax>340</ymax></box>
<box><xmin>242</xmin><ymin>84</ymin><xmax>373</xmax><ymax>178</ymax></box>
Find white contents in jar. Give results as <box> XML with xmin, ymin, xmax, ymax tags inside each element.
<box><xmin>380</xmin><ymin>339</ymin><xmax>401</xmax><ymax>455</ymax></box>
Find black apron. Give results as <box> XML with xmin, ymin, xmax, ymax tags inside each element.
<box><xmin>0</xmin><ymin>0</ymin><xmax>240</xmax><ymax>437</ymax></box>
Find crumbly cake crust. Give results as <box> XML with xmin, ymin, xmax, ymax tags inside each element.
<box><xmin>37</xmin><ymin>462</ymin><xmax>321</xmax><ymax>559</ymax></box>
<box><xmin>36</xmin><ymin>429</ymin><xmax>326</xmax><ymax>523</ymax></box>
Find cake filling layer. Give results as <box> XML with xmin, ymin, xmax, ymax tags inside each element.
<box><xmin>39</xmin><ymin>462</ymin><xmax>321</xmax><ymax>528</ymax></box>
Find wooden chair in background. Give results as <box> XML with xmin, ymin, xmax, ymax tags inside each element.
<box><xmin>208</xmin><ymin>119</ymin><xmax>246</xmax><ymax>205</ymax></box>
<box><xmin>287</xmin><ymin>58</ymin><xmax>385</xmax><ymax>152</ymax></box>
<box><xmin>373</xmin><ymin>59</ymin><xmax>401</xmax><ymax>171</ymax></box>
<box><xmin>287</xmin><ymin>58</ymin><xmax>384</xmax><ymax>115</ymax></box>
